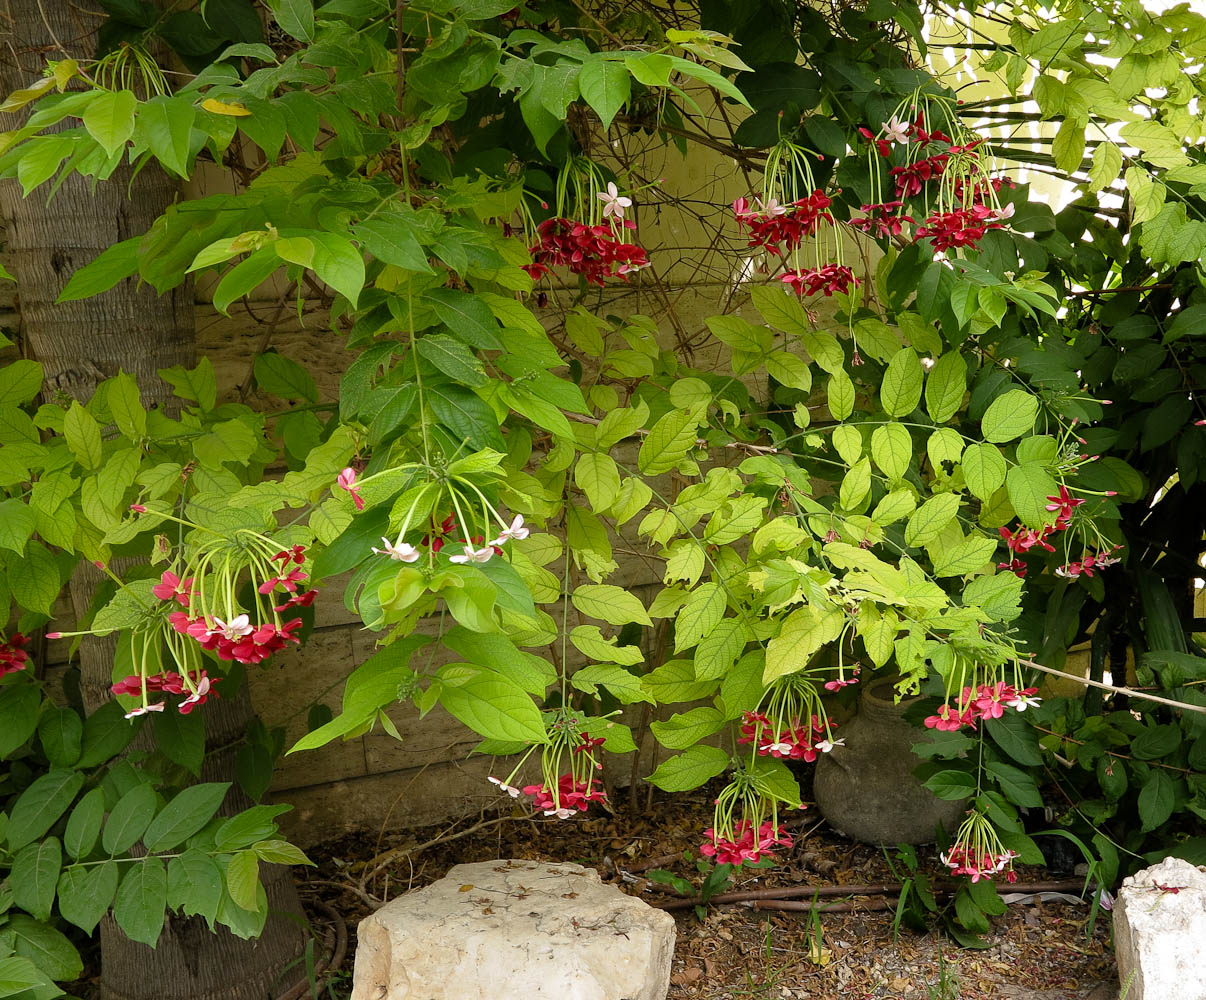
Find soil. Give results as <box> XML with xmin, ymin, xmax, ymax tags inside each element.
<box><xmin>299</xmin><ymin>789</ymin><xmax>1120</xmax><ymax>1000</ymax></box>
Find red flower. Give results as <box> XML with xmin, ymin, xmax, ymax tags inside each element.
<box><xmin>850</xmin><ymin>201</ymin><xmax>914</xmax><ymax>238</ymax></box>
<box><xmin>781</xmin><ymin>264</ymin><xmax>859</xmax><ymax>297</ymax></box>
<box><xmin>520</xmin><ymin>773</ymin><xmax>607</xmax><ymax>818</ymax></box>
<box><xmin>889</xmin><ymin>154</ymin><xmax>948</xmax><ymax>198</ymax></box>
<box><xmin>0</xmin><ymin>633</ymin><xmax>31</xmax><ymax>677</ymax></box>
<box><xmin>997</xmin><ymin>559</ymin><xmax>1028</xmax><ymax>578</ymax></box>
<box><xmin>527</xmin><ymin>217</ymin><xmax>649</xmax><ymax>287</ymax></box>
<box><xmin>911</xmin><ymin>116</ymin><xmax>951</xmax><ymax>145</ymax></box>
<box><xmin>915</xmin><ymin>207</ymin><xmax>1002</xmax><ymax>252</ymax></box>
<box><xmin>999</xmin><ymin>524</ymin><xmax>1057</xmax><ymax>554</ymax></box>
<box><xmin>272</xmin><ymin>545</ymin><xmax>307</xmax><ymax>565</ymax></box>
<box><xmin>700</xmin><ymin>820</ymin><xmax>793</xmax><ymax>866</ymax></box>
<box><xmin>1044</xmin><ymin>486</ymin><xmax>1085</xmax><ymax>525</ymax></box>
<box><xmin>152</xmin><ymin>571</ymin><xmax>195</xmax><ymax>606</ymax></box>
<box><xmin>733</xmin><ymin>191</ymin><xmax>833</xmax><ymax>255</ymax></box>
<box><xmin>274</xmin><ymin>589</ymin><xmax>319</xmax><ymax>612</ymax></box>
<box><xmin>858</xmin><ymin>127</ymin><xmax>891</xmax><ymax>158</ymax></box>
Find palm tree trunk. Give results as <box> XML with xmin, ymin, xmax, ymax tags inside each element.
<box><xmin>0</xmin><ymin>4</ymin><xmax>307</xmax><ymax>998</ymax></box>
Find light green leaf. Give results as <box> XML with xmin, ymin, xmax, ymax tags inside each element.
<box><xmin>880</xmin><ymin>348</ymin><xmax>923</xmax><ymax>417</ymax></box>
<box><xmin>838</xmin><ymin>456</ymin><xmax>871</xmax><ymax>510</ymax></box>
<box><xmin>1006</xmin><ymin>463</ymin><xmax>1058</xmax><ymax>527</ymax></box>
<box><xmin>574</xmin><ymin>452</ymin><xmax>621</xmax><ymax>510</ymax></box>
<box><xmin>905</xmin><ymin>493</ymin><xmax>961</xmax><ymax>548</ymax></box>
<box><xmin>577</xmin><ymin>56</ymin><xmax>630</xmax><ymax>129</ymax></box>
<box><xmin>638</xmin><ymin>407</ymin><xmax>701</xmax><ymax>475</ymax></box>
<box><xmin>960</xmin><ymin>442</ymin><xmax>1006</xmax><ymax>501</ymax></box>
<box><xmin>870</xmin><ymin>423</ymin><xmax>911</xmax><ymax>482</ymax></box>
<box><xmin>981</xmin><ymin>389</ymin><xmax>1039</xmax><ymax>443</ymax></box>
<box><xmin>572</xmin><ymin>584</ymin><xmax>652</xmax><ymax>626</ymax></box>
<box><xmin>674</xmin><ymin>582</ymin><xmax>726</xmax><ymax>652</ymax></box>
<box><xmin>765</xmin><ymin>606</ymin><xmax>843</xmax><ymax>683</ymax></box>
<box><xmin>827</xmin><ymin>370</ymin><xmax>854</xmax><ymax>421</ymax></box>
<box><xmin>924</xmin><ymin>351</ymin><xmax>967</xmax><ymax>423</ymax></box>
<box><xmin>82</xmin><ymin>89</ymin><xmax>136</xmax><ymax>157</ymax></box>
<box><xmin>646</xmin><ymin>745</ymin><xmax>730</xmax><ymax>791</ymax></box>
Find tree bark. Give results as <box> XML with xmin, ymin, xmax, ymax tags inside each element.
<box><xmin>0</xmin><ymin>4</ymin><xmax>307</xmax><ymax>998</ymax></box>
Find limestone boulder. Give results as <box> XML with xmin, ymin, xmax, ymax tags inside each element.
<box><xmin>351</xmin><ymin>859</ymin><xmax>676</xmax><ymax>1000</ymax></box>
<box><xmin>1113</xmin><ymin>855</ymin><xmax>1206</xmax><ymax>1000</ymax></box>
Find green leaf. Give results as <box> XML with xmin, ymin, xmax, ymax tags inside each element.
<box><xmin>64</xmin><ymin>401</ymin><xmax>103</xmax><ymax>470</ymax></box>
<box><xmin>985</xmin><ymin>761</ymin><xmax>1043</xmax><ymax>808</ymax></box>
<box><xmin>905</xmin><ymin>493</ymin><xmax>961</xmax><ymax>548</ymax></box>
<box><xmin>870</xmin><ymin>423</ymin><xmax>911</xmax><ymax>482</ymax></box>
<box><xmin>639</xmin><ymin>407</ymin><xmax>702</xmax><ymax>475</ymax></box>
<box><xmin>160</xmin><ymin>357</ymin><xmax>218</xmax><ymax>411</ymax></box>
<box><xmin>931</xmin><ymin>535</ymin><xmax>997</xmax><ymax>577</ymax></box>
<box><xmin>1132</xmin><ymin>724</ymin><xmax>1181</xmax><ymax>760</ymax></box>
<box><xmin>647</xmin><ymin>745</ymin><xmax>730</xmax><ymax>791</ymax></box>
<box><xmin>0</xmin><ymin>499</ymin><xmax>36</xmax><ymax>555</ymax></box>
<box><xmin>267</xmin><ymin>0</ymin><xmax>313</xmax><ymax>41</ymax></box>
<box><xmin>924</xmin><ymin>351</ymin><xmax>967</xmax><ymax>423</ymax></box>
<box><xmin>78</xmin><ymin>701</ymin><xmax>136</xmax><ymax>768</ymax></box>
<box><xmin>838</xmin><ymin>456</ymin><xmax>871</xmax><ymax>510</ymax></box>
<box><xmin>572</xmin><ymin>584</ymin><xmax>652</xmax><ymax>626</ymax></box>
<box><xmin>650</xmin><ymin>707</ymin><xmax>725</xmax><ymax>750</ymax></box>
<box><xmin>0</xmin><ymin>956</ymin><xmax>48</xmax><ymax>994</ymax></box>
<box><xmin>765</xmin><ymin>606</ymin><xmax>843</xmax><ymax>683</ymax></box>
<box><xmin>253</xmin><ymin>351</ymin><xmax>318</xmax><ymax>402</ymax></box>
<box><xmin>11</xmin><ymin>838</ymin><xmax>62</xmax><ymax>921</ymax></box>
<box><xmin>213</xmin><ymin>246</ymin><xmax>280</xmax><ymax>314</ymax></box>
<box><xmin>139</xmin><ymin>95</ymin><xmax>195</xmax><ymax>177</ymax></box>
<box><xmin>103</xmin><ymin>782</ymin><xmax>158</xmax><ymax>855</ymax></box>
<box><xmin>143</xmin><ymin>783</ymin><xmax>230</xmax><ymax>852</ymax></box>
<box><xmin>416</xmin><ymin>333</ymin><xmax>488</xmax><ymax>387</ymax></box>
<box><xmin>578</xmin><ymin>56</ymin><xmax>630</xmax><ymax>129</ymax></box>
<box><xmin>766</xmin><ymin>351</ymin><xmax>812</xmax><ymax>392</ymax></box>
<box><xmin>981</xmin><ymin>390</ymin><xmax>1038</xmax><ymax>443</ymax></box>
<box><xmin>8</xmin><ymin>770</ymin><xmax>85</xmax><ymax>851</ymax></box>
<box><xmin>113</xmin><ymin>856</ymin><xmax>168</xmax><ymax>947</ymax></box>
<box><xmin>37</xmin><ymin>707</ymin><xmax>83</xmax><ymax>768</ymax></box>
<box><xmin>1005</xmin><ymin>463</ymin><xmax>1058</xmax><ymax>528</ymax></box>
<box><xmin>674</xmin><ymin>582</ymin><xmax>726</xmax><ymax>652</ymax></box>
<box><xmin>0</xmin><ymin>359</ymin><xmax>43</xmax><ymax>406</ymax></box>
<box><xmin>11</xmin><ymin>540</ymin><xmax>62</xmax><ymax>616</ymax></box>
<box><xmin>64</xmin><ymin>787</ymin><xmax>105</xmax><ymax>860</ymax></box>
<box><xmin>1088</xmin><ymin>141</ymin><xmax>1123</xmax><ymax>193</ymax></box>
<box><xmin>961</xmin><ymin>572</ymin><xmax>1024</xmax><ymax>622</ymax></box>
<box><xmin>424</xmin><ymin>288</ymin><xmax>502</xmax><ymax>350</ymax></box>
<box><xmin>922</xmin><ymin>769</ymin><xmax>976</xmax><ymax>801</ymax></box>
<box><xmin>880</xmin><ymin>348</ymin><xmax>923</xmax><ymax>417</ymax></box>
<box><xmin>571</xmin><ymin>663</ymin><xmax>654</xmax><ymax>705</ymax></box>
<box><xmin>107</xmin><ymin>370</ymin><xmax>147</xmax><ymax>440</ymax></box>
<box><xmin>986</xmin><ymin>714</ymin><xmax>1043</xmax><ymax>766</ymax></box>
<box><xmin>56</xmin><ymin>236</ymin><xmax>140</xmax><ymax>302</ymax></box>
<box><xmin>1138</xmin><ymin>770</ymin><xmax>1176</xmax><ymax>832</ymax></box>
<box><xmin>58</xmin><ymin>860</ymin><xmax>118</xmax><ymax>935</ymax></box>
<box><xmin>354</xmin><ymin>212</ymin><xmax>433</xmax><ymax>273</ymax></box>
<box><xmin>310</xmin><ymin>232</ymin><xmax>365</xmax><ymax>307</ymax></box>
<box><xmin>574</xmin><ymin>452</ymin><xmax>621</xmax><ymax>511</ymax></box>
<box><xmin>827</xmin><ymin>370</ymin><xmax>855</xmax><ymax>422</ymax></box>
<box><xmin>437</xmin><ymin>673</ymin><xmax>548</xmax><ymax>744</ymax></box>
<box><xmin>168</xmin><ymin>850</ymin><xmax>223</xmax><ymax>927</ymax></box>
<box><xmin>8</xmin><ymin>914</ymin><xmax>83</xmax><ymax>982</ymax></box>
<box><xmin>1051</xmin><ymin>118</ymin><xmax>1085</xmax><ymax>172</ymax></box>
<box><xmin>82</xmin><ymin>89</ymin><xmax>137</xmax><ymax>157</ymax></box>
<box><xmin>960</xmin><ymin>443</ymin><xmax>1006</xmax><ymax>501</ymax></box>
<box><xmin>225</xmin><ymin>850</ymin><xmax>260</xmax><ymax>911</ymax></box>
<box><xmin>694</xmin><ymin>618</ymin><xmax>749</xmax><ymax>681</ymax></box>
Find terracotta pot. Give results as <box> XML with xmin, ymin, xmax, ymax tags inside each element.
<box><xmin>813</xmin><ymin>676</ymin><xmax>967</xmax><ymax>845</ymax></box>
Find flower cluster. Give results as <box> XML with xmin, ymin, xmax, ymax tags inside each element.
<box><xmin>732</xmin><ymin>192</ymin><xmax>833</xmax><ymax>256</ymax></box>
<box><xmin>997</xmin><ymin>485</ymin><xmax>1120</xmax><ymax>579</ymax></box>
<box><xmin>167</xmin><ymin>609</ymin><xmax>304</xmax><ymax>666</ymax></box>
<box><xmin>780</xmin><ymin>263</ymin><xmax>859</xmax><ymax>298</ymax></box>
<box><xmin>889</xmin><ymin>154</ymin><xmax>949</xmax><ymax>198</ymax></box>
<box><xmin>850</xmin><ymin>201</ymin><xmax>913</xmax><ymax>238</ymax></box>
<box><xmin>700</xmin><ymin>819</ymin><xmax>794</xmax><ymax>866</ymax></box>
<box><xmin>924</xmin><ymin>681</ymin><xmax>1040</xmax><ymax>732</ymax></box>
<box><xmin>525</xmin><ymin>217</ymin><xmax>649</xmax><ymax>286</ymax></box>
<box><xmin>915</xmin><ymin>206</ymin><xmax>1005</xmax><ymax>252</ymax></box>
<box><xmin>371</xmin><ymin>511</ymin><xmax>529</xmax><ymax>567</ymax></box>
<box><xmin>111</xmin><ymin>669</ymin><xmax>218</xmax><ymax>716</ymax></box>
<box><xmin>488</xmin><ymin>714</ymin><xmax>605</xmax><ymax>820</ymax></box>
<box><xmin>942</xmin><ymin>809</ymin><xmax>1020</xmax><ymax>883</ymax></box>
<box><xmin>738</xmin><ymin>711</ymin><xmax>843</xmax><ymax>762</ymax></box>
<box><xmin>0</xmin><ymin>632</ymin><xmax>31</xmax><ymax>677</ymax></box>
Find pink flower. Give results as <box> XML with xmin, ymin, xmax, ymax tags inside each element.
<box><xmin>0</xmin><ymin>633</ymin><xmax>32</xmax><ymax>676</ymax></box>
<box><xmin>337</xmin><ymin>468</ymin><xmax>365</xmax><ymax>511</ymax></box>
<box><xmin>449</xmin><ymin>544</ymin><xmax>494</xmax><ymax>565</ymax></box>
<box><xmin>210</xmin><ymin>614</ymin><xmax>254</xmax><ymax>640</ymax></box>
<box><xmin>152</xmin><ymin>571</ymin><xmax>195</xmax><ymax>605</ymax></box>
<box><xmin>596</xmin><ymin>181</ymin><xmax>632</xmax><ymax>220</ymax></box>
<box><xmin>487</xmin><ymin>776</ymin><xmax>521</xmax><ymax>798</ymax></box>
<box><xmin>781</xmin><ymin>264</ymin><xmax>859</xmax><ymax>298</ymax></box>
<box><xmin>124</xmin><ymin>702</ymin><xmax>166</xmax><ymax>719</ymax></box>
<box><xmin>882</xmin><ymin>115</ymin><xmax>910</xmax><ymax>144</ymax></box>
<box><xmin>490</xmin><ymin>514</ymin><xmax>529</xmax><ymax>545</ymax></box>
<box><xmin>129</xmin><ymin>503</ymin><xmax>148</xmax><ymax>514</ymax></box>
<box><xmin>1044</xmin><ymin>486</ymin><xmax>1085</xmax><ymax>523</ymax></box>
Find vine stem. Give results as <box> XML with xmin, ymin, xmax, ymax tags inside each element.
<box><xmin>1018</xmin><ymin>656</ymin><xmax>1206</xmax><ymax>715</ymax></box>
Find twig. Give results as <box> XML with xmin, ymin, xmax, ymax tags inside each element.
<box><xmin>1019</xmin><ymin>656</ymin><xmax>1206</xmax><ymax>715</ymax></box>
<box><xmin>359</xmin><ymin>815</ymin><xmax>511</xmax><ymax>887</ymax></box>
<box><xmin>652</xmin><ymin>879</ymin><xmax>1086</xmax><ymax>911</ymax></box>
<box><xmin>753</xmin><ymin>898</ymin><xmax>894</xmax><ymax>913</ymax></box>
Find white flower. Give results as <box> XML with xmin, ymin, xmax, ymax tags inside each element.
<box><xmin>180</xmin><ymin>677</ymin><xmax>211</xmax><ymax>712</ymax></box>
<box><xmin>596</xmin><ymin>181</ymin><xmax>632</xmax><ymax>220</ymax></box>
<box><xmin>991</xmin><ymin>203</ymin><xmax>1016</xmax><ymax>221</ymax></box>
<box><xmin>449</xmin><ymin>544</ymin><xmax>494</xmax><ymax>565</ymax></box>
<box><xmin>1007</xmin><ymin>693</ymin><xmax>1042</xmax><ymax>712</ymax></box>
<box><xmin>488</xmin><ymin>776</ymin><xmax>521</xmax><ymax>798</ymax></box>
<box><xmin>371</xmin><ymin>536</ymin><xmax>420</xmax><ymax>562</ymax></box>
<box><xmin>211</xmin><ymin>614</ymin><xmax>253</xmax><ymax>640</ymax></box>
<box><xmin>764</xmin><ymin>741</ymin><xmax>794</xmax><ymax>755</ymax></box>
<box><xmin>544</xmin><ymin>807</ymin><xmax>575</xmax><ymax>820</ymax></box>
<box><xmin>816</xmin><ymin>738</ymin><xmax>846</xmax><ymax>753</ymax></box>
<box><xmin>490</xmin><ymin>514</ymin><xmax>529</xmax><ymax>545</ymax></box>
<box><xmin>757</xmin><ymin>196</ymin><xmax>787</xmax><ymax>217</ymax></box>
<box><xmin>883</xmin><ymin>115</ymin><xmax>910</xmax><ymax>144</ymax></box>
<box><xmin>125</xmin><ymin>702</ymin><xmax>166</xmax><ymax>719</ymax></box>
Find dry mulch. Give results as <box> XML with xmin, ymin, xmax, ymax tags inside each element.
<box><xmin>301</xmin><ymin>791</ymin><xmax>1118</xmax><ymax>1000</ymax></box>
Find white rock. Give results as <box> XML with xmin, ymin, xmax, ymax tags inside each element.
<box><xmin>351</xmin><ymin>859</ymin><xmax>676</xmax><ymax>1000</ymax></box>
<box><xmin>1113</xmin><ymin>856</ymin><xmax>1206</xmax><ymax>1000</ymax></box>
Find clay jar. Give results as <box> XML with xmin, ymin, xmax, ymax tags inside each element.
<box><xmin>814</xmin><ymin>675</ymin><xmax>967</xmax><ymax>845</ymax></box>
